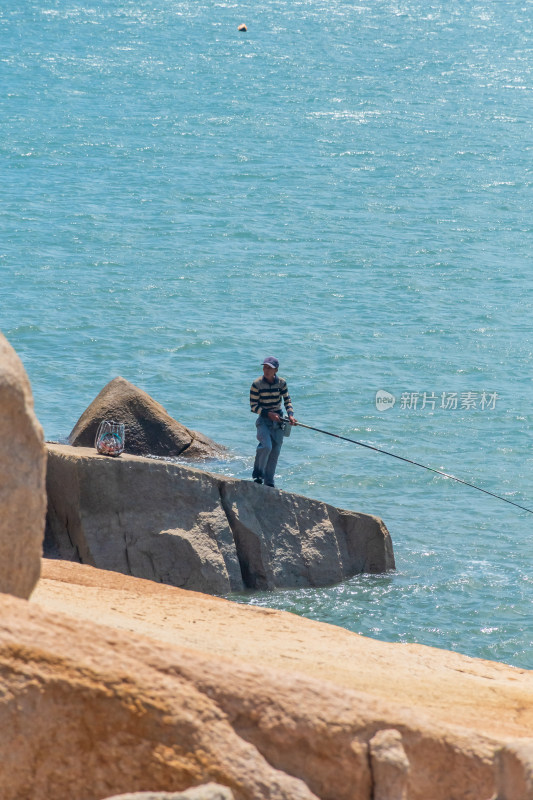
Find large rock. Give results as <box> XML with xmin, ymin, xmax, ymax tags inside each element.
<box><xmin>44</xmin><ymin>444</ymin><xmax>394</xmax><ymax>593</ymax></box>
<box><xmin>1</xmin><ymin>591</ymin><xmax>498</xmax><ymax>800</ymax></box>
<box><xmin>68</xmin><ymin>377</ymin><xmax>227</xmax><ymax>460</ymax></box>
<box><xmin>0</xmin><ymin>332</ymin><xmax>47</xmax><ymax>598</ymax></box>
<box><xmin>46</xmin><ymin>444</ymin><xmax>242</xmax><ymax>593</ymax></box>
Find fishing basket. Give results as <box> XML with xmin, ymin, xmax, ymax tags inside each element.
<box><xmin>95</xmin><ymin>420</ymin><xmax>125</xmax><ymax>457</ymax></box>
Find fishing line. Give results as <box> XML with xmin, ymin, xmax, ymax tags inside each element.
<box><xmin>284</xmin><ymin>418</ymin><xmax>533</xmax><ymax>514</ymax></box>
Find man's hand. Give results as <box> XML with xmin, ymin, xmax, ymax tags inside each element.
<box><xmin>268</xmin><ymin>411</ymin><xmax>281</xmax><ymax>422</ymax></box>
<box><xmin>289</xmin><ymin>416</ymin><xmax>298</xmax><ymax>425</ymax></box>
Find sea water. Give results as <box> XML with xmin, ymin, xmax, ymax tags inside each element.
<box><xmin>2</xmin><ymin>0</ymin><xmax>532</xmax><ymax>667</ymax></box>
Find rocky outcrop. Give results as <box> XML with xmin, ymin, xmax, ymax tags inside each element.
<box><xmin>68</xmin><ymin>377</ymin><xmax>227</xmax><ymax>460</ymax></box>
<box><xmin>44</xmin><ymin>443</ymin><xmax>395</xmax><ymax>592</ymax></box>
<box><xmin>0</xmin><ymin>332</ymin><xmax>47</xmax><ymax>598</ymax></box>
<box><xmin>2</xmin><ymin>589</ymin><xmax>499</xmax><ymax>800</ymax></box>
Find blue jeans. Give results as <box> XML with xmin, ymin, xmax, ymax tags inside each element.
<box><xmin>252</xmin><ymin>416</ymin><xmax>285</xmax><ymax>486</ymax></box>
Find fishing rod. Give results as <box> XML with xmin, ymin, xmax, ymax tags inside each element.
<box><xmin>282</xmin><ymin>418</ymin><xmax>533</xmax><ymax>515</ymax></box>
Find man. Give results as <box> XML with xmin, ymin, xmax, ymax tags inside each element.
<box><xmin>250</xmin><ymin>356</ymin><xmax>298</xmax><ymax>487</ymax></box>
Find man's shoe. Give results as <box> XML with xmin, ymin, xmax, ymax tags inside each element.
<box><xmin>253</xmin><ymin>477</ymin><xmax>263</xmax><ymax>484</ymax></box>
<box><xmin>265</xmin><ymin>483</ymin><xmax>275</xmax><ymax>488</ymax></box>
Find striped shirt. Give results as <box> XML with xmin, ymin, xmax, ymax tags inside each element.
<box><xmin>250</xmin><ymin>375</ymin><xmax>294</xmax><ymax>418</ymax></box>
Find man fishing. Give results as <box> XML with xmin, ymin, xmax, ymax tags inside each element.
<box><xmin>248</xmin><ymin>359</ymin><xmax>531</xmax><ymax>511</ymax></box>
<box><xmin>250</xmin><ymin>356</ymin><xmax>298</xmax><ymax>487</ymax></box>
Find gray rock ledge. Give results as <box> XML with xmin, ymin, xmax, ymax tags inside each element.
<box><xmin>45</xmin><ymin>443</ymin><xmax>395</xmax><ymax>593</ymax></box>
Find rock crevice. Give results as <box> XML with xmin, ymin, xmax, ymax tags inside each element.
<box><xmin>218</xmin><ymin>481</ymin><xmax>271</xmax><ymax>590</ymax></box>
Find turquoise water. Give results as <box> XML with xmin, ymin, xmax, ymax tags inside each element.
<box><xmin>2</xmin><ymin>0</ymin><xmax>532</xmax><ymax>667</ymax></box>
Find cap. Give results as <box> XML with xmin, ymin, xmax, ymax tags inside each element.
<box><xmin>262</xmin><ymin>356</ymin><xmax>279</xmax><ymax>369</ymax></box>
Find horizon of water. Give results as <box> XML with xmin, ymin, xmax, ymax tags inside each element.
<box><xmin>2</xmin><ymin>0</ymin><xmax>532</xmax><ymax>668</ymax></box>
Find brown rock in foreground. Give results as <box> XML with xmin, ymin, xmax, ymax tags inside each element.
<box><xmin>68</xmin><ymin>377</ymin><xmax>227</xmax><ymax>460</ymax></box>
<box><xmin>33</xmin><ymin>561</ymin><xmax>533</xmax><ymax>800</ymax></box>
<box><xmin>45</xmin><ymin>443</ymin><xmax>394</xmax><ymax>592</ymax></box>
<box><xmin>0</xmin><ymin>332</ymin><xmax>47</xmax><ymax>598</ymax></box>
<box><xmin>5</xmin><ymin>585</ymin><xmax>499</xmax><ymax>800</ymax></box>
<box><xmin>35</xmin><ymin>561</ymin><xmax>533</xmax><ymax>745</ymax></box>
<box><xmin>0</xmin><ymin>594</ymin><xmax>318</xmax><ymax>800</ymax></box>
